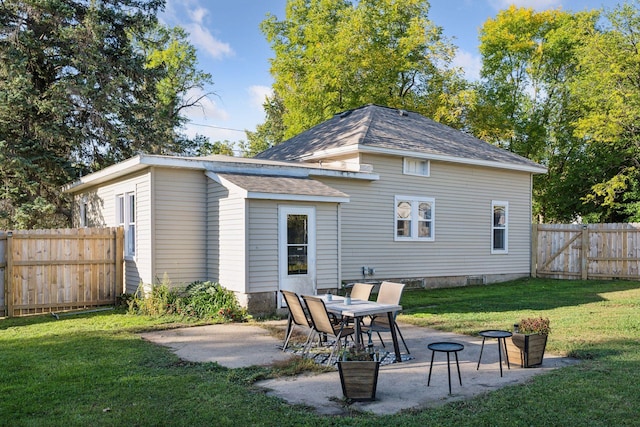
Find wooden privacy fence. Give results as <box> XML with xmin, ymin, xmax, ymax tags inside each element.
<box><xmin>533</xmin><ymin>223</ymin><xmax>640</xmax><ymax>280</ymax></box>
<box><xmin>1</xmin><ymin>227</ymin><xmax>123</xmax><ymax>317</ymax></box>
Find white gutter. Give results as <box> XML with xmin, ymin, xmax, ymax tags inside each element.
<box><xmin>302</xmin><ymin>144</ymin><xmax>548</xmax><ymax>174</ymax></box>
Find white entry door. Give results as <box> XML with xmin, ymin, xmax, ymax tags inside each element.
<box><xmin>278</xmin><ymin>206</ymin><xmax>316</xmax><ymax>307</ymax></box>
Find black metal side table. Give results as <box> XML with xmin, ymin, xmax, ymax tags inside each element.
<box><xmin>427</xmin><ymin>342</ymin><xmax>464</xmax><ymax>395</ymax></box>
<box><xmin>476</xmin><ymin>330</ymin><xmax>512</xmax><ymax>377</ymax></box>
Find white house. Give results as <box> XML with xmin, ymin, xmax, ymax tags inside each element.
<box><xmin>64</xmin><ymin>105</ymin><xmax>546</xmax><ymax>314</ymax></box>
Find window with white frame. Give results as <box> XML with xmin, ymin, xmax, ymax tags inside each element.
<box><xmin>395</xmin><ymin>196</ymin><xmax>435</xmax><ymax>241</ymax></box>
<box><xmin>403</xmin><ymin>157</ymin><xmax>430</xmax><ymax>177</ymax></box>
<box><xmin>116</xmin><ymin>192</ymin><xmax>136</xmax><ymax>257</ymax></box>
<box><xmin>491</xmin><ymin>201</ymin><xmax>508</xmax><ymax>253</ymax></box>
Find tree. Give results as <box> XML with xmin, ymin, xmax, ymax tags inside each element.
<box><xmin>0</xmin><ymin>0</ymin><xmax>211</xmax><ymax>228</ymax></box>
<box><xmin>197</xmin><ymin>139</ymin><xmax>236</xmax><ymax>156</ymax></box>
<box><xmin>135</xmin><ymin>25</ymin><xmax>214</xmax><ymax>157</ymax></box>
<box><xmin>570</xmin><ymin>3</ymin><xmax>640</xmax><ymax>222</ymax></box>
<box><xmin>242</xmin><ymin>92</ymin><xmax>286</xmax><ymax>156</ymax></box>
<box><xmin>260</xmin><ymin>0</ymin><xmax>465</xmax><ymax>140</ymax></box>
<box><xmin>472</xmin><ymin>6</ymin><xmax>608</xmax><ymax>223</ymax></box>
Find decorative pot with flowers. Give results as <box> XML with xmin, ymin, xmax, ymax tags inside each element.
<box><xmin>337</xmin><ymin>345</ymin><xmax>382</xmax><ymax>401</ymax></box>
<box><xmin>506</xmin><ymin>317</ymin><xmax>551</xmax><ymax>368</ymax></box>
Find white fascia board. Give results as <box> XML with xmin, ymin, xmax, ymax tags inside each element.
<box><xmin>63</xmin><ymin>155</ymin><xmax>145</xmax><ymax>193</ymax></box>
<box><xmin>205</xmin><ymin>171</ymin><xmax>249</xmax><ymax>198</ymax></box>
<box><xmin>302</xmin><ymin>144</ymin><xmax>548</xmax><ymax>174</ymax></box>
<box><xmin>361</xmin><ymin>145</ymin><xmax>548</xmax><ymax>174</ymax></box>
<box><xmin>63</xmin><ymin>154</ymin><xmax>213</xmax><ymax>193</ymax></box>
<box><xmin>64</xmin><ymin>152</ymin><xmax>379</xmax><ymax>194</ymax></box>
<box><xmin>299</xmin><ymin>144</ymin><xmax>360</xmax><ymax>161</ymax></box>
<box><xmin>206</xmin><ymin>171</ymin><xmax>349</xmax><ymax>203</ymax></box>
<box><xmin>308</xmin><ymin>169</ymin><xmax>379</xmax><ymax>181</ymax></box>
<box><xmin>246</xmin><ymin>192</ymin><xmax>349</xmax><ymax>203</ymax></box>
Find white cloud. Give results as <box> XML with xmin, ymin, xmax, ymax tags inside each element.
<box><xmin>453</xmin><ymin>49</ymin><xmax>482</xmax><ymax>82</ymax></box>
<box><xmin>489</xmin><ymin>0</ymin><xmax>563</xmax><ymax>11</ymax></box>
<box><xmin>161</xmin><ymin>0</ymin><xmax>234</xmax><ymax>60</ymax></box>
<box><xmin>247</xmin><ymin>85</ymin><xmax>273</xmax><ymax>109</ymax></box>
<box><xmin>188</xmin><ymin>7</ymin><xmax>208</xmax><ymax>24</ymax></box>
<box><xmin>186</xmin><ymin>22</ymin><xmax>234</xmax><ymax>59</ymax></box>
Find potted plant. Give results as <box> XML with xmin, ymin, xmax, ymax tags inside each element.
<box><xmin>337</xmin><ymin>344</ymin><xmax>381</xmax><ymax>401</ymax></box>
<box><xmin>506</xmin><ymin>316</ymin><xmax>551</xmax><ymax>368</ymax></box>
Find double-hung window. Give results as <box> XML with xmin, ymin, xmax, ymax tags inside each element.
<box><xmin>491</xmin><ymin>201</ymin><xmax>508</xmax><ymax>253</ymax></box>
<box><xmin>395</xmin><ymin>196</ymin><xmax>435</xmax><ymax>241</ymax></box>
<box><xmin>117</xmin><ymin>192</ymin><xmax>136</xmax><ymax>257</ymax></box>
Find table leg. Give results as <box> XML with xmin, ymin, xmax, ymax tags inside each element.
<box><xmin>502</xmin><ymin>337</ymin><xmax>511</xmax><ymax>369</ymax></box>
<box><xmin>354</xmin><ymin>315</ymin><xmax>362</xmax><ymax>347</ymax></box>
<box><xmin>446</xmin><ymin>352</ymin><xmax>452</xmax><ymax>395</ymax></box>
<box><xmin>455</xmin><ymin>351</ymin><xmax>462</xmax><ymax>386</ymax></box>
<box><xmin>497</xmin><ymin>338</ymin><xmax>503</xmax><ymax>376</ymax></box>
<box><xmin>427</xmin><ymin>350</ymin><xmax>435</xmax><ymax>386</ymax></box>
<box><xmin>476</xmin><ymin>337</ymin><xmax>486</xmax><ymax>370</ymax></box>
<box><xmin>387</xmin><ymin>311</ymin><xmax>402</xmax><ymax>363</ymax></box>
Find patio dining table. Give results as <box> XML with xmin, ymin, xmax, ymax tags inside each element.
<box><xmin>316</xmin><ymin>295</ymin><xmax>404</xmax><ymax>363</ymax></box>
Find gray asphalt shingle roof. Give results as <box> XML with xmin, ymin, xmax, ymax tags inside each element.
<box><xmin>216</xmin><ymin>173</ymin><xmax>349</xmax><ymax>199</ymax></box>
<box><xmin>255</xmin><ymin>104</ymin><xmax>544</xmax><ymax>172</ymax></box>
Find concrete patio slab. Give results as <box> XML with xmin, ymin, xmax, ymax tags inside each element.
<box><xmin>141</xmin><ymin>321</ymin><xmax>579</xmax><ymax>416</ymax></box>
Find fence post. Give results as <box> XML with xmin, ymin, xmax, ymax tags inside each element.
<box><xmin>531</xmin><ymin>223</ymin><xmax>538</xmax><ymax>278</ymax></box>
<box><xmin>581</xmin><ymin>224</ymin><xmax>589</xmax><ymax>280</ymax></box>
<box><xmin>6</xmin><ymin>231</ymin><xmax>13</xmax><ymax>318</ymax></box>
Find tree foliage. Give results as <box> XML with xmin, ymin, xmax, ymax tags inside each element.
<box><xmin>472</xmin><ymin>6</ymin><xmax>631</xmax><ymax>223</ymax></box>
<box><xmin>259</xmin><ymin>0</ymin><xmax>467</xmax><ymax>141</ymax></box>
<box><xmin>242</xmin><ymin>92</ymin><xmax>286</xmax><ymax>157</ymax></box>
<box><xmin>0</xmin><ymin>0</ymin><xmax>211</xmax><ymax>228</ymax></box>
<box><xmin>570</xmin><ymin>3</ymin><xmax>640</xmax><ymax>222</ymax></box>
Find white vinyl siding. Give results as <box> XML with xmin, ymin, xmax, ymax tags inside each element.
<box><xmin>246</xmin><ymin>200</ymin><xmax>340</xmax><ymax>294</ymax></box>
<box><xmin>315</xmin><ymin>153</ymin><xmax>533</xmax><ymax>281</ymax></box>
<box><xmin>246</xmin><ymin>200</ymin><xmax>278</xmax><ymax>292</ymax></box>
<box><xmin>214</xmin><ymin>191</ymin><xmax>247</xmax><ymax>293</ymax></box>
<box><xmin>153</xmin><ymin>168</ymin><xmax>207</xmax><ymax>284</ymax></box>
<box><xmin>75</xmin><ymin>171</ymin><xmax>151</xmax><ymax>293</ymax></box>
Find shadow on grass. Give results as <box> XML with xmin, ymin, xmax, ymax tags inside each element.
<box><xmin>401</xmin><ymin>277</ymin><xmax>640</xmax><ymax>314</ymax></box>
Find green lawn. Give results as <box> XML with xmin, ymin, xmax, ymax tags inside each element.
<box><xmin>1</xmin><ymin>278</ymin><xmax>639</xmax><ymax>426</ymax></box>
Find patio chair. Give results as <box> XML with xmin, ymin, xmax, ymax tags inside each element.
<box><xmin>280</xmin><ymin>290</ymin><xmax>314</xmax><ymax>355</ymax></box>
<box><xmin>361</xmin><ymin>281</ymin><xmax>410</xmax><ymax>354</ymax></box>
<box><xmin>349</xmin><ymin>283</ymin><xmax>375</xmax><ymax>301</ymax></box>
<box><xmin>301</xmin><ymin>295</ymin><xmax>355</xmax><ymax>365</ymax></box>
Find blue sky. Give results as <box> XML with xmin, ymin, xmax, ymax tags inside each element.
<box><xmin>159</xmin><ymin>0</ymin><xmax>621</xmax><ymax>148</ymax></box>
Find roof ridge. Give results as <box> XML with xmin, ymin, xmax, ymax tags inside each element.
<box><xmin>358</xmin><ymin>104</ymin><xmax>377</xmax><ymax>145</ymax></box>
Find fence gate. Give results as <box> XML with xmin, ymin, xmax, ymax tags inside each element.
<box><xmin>1</xmin><ymin>227</ymin><xmax>124</xmax><ymax>317</ymax></box>
<box><xmin>534</xmin><ymin>223</ymin><xmax>640</xmax><ymax>280</ymax></box>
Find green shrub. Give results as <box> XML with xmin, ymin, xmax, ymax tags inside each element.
<box><xmin>178</xmin><ymin>281</ymin><xmax>248</xmax><ymax>321</ymax></box>
<box><xmin>127</xmin><ymin>277</ymin><xmax>248</xmax><ymax>321</ymax></box>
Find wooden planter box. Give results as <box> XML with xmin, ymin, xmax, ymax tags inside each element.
<box><xmin>337</xmin><ymin>360</ymin><xmax>380</xmax><ymax>401</ymax></box>
<box><xmin>506</xmin><ymin>333</ymin><xmax>548</xmax><ymax>368</ymax></box>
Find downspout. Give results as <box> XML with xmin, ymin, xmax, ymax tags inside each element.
<box><xmin>337</xmin><ymin>203</ymin><xmax>342</xmax><ymax>292</ymax></box>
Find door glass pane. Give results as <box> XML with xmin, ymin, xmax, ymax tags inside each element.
<box><xmin>287</xmin><ymin>214</ymin><xmax>308</xmax><ymax>275</ymax></box>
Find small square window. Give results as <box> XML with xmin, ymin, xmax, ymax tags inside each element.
<box><xmin>403</xmin><ymin>158</ymin><xmax>430</xmax><ymax>176</ymax></box>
